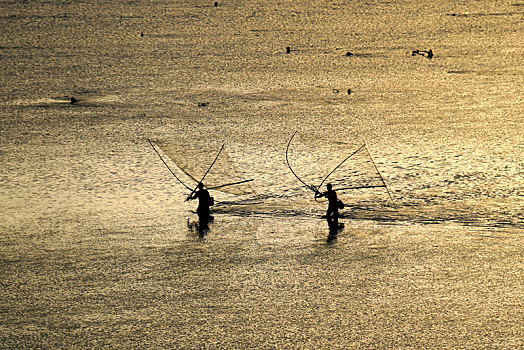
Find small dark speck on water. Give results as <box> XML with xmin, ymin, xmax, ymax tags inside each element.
<box><xmin>1</xmin><ymin>0</ymin><xmax>523</xmax><ymax>348</ymax></box>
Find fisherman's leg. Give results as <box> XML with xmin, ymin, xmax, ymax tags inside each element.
<box><xmin>332</xmin><ymin>211</ymin><xmax>339</xmax><ymax>226</ymax></box>
<box><xmin>326</xmin><ymin>206</ymin><xmax>336</xmax><ymax>221</ymax></box>
<box><xmin>198</xmin><ymin>206</ymin><xmax>210</xmax><ymax>221</ymax></box>
<box><xmin>327</xmin><ymin>207</ymin><xmax>339</xmax><ymax>226</ymax></box>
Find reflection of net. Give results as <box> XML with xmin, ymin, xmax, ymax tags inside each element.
<box><xmin>155</xmin><ymin>140</ymin><xmax>254</xmax><ymax>196</ymax></box>
<box><xmin>288</xmin><ymin>133</ymin><xmax>386</xmax><ymax>194</ymax></box>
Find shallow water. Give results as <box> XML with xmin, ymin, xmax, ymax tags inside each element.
<box><xmin>1</xmin><ymin>0</ymin><xmax>523</xmax><ymax>348</ymax></box>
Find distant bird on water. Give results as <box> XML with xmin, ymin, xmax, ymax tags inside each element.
<box><xmin>70</xmin><ymin>97</ymin><xmax>79</xmax><ymax>104</ymax></box>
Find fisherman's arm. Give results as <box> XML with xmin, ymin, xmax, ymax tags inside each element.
<box><xmin>186</xmin><ymin>191</ymin><xmax>198</xmax><ymax>201</ymax></box>
<box><xmin>314</xmin><ymin>191</ymin><xmax>326</xmax><ymax>199</ymax></box>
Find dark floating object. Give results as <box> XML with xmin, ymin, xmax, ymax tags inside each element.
<box><xmin>345</xmin><ymin>51</ymin><xmax>353</xmax><ymax>56</ymax></box>
<box><xmin>214</xmin><ymin>1</ymin><xmax>218</xmax><ymax>6</ymax></box>
<box><xmin>412</xmin><ymin>49</ymin><xmax>433</xmax><ymax>59</ymax></box>
<box><xmin>286</xmin><ymin>46</ymin><xmax>291</xmax><ymax>54</ymax></box>
<box><xmin>141</xmin><ymin>32</ymin><xmax>144</xmax><ymax>37</ymax></box>
<box><xmin>333</xmin><ymin>88</ymin><xmax>352</xmax><ymax>95</ymax></box>
<box><xmin>198</xmin><ymin>102</ymin><xmax>209</xmax><ymax>107</ymax></box>
<box><xmin>447</xmin><ymin>13</ymin><xmax>469</xmax><ymax>17</ymax></box>
<box><xmin>70</xmin><ymin>97</ymin><xmax>79</xmax><ymax>104</ymax></box>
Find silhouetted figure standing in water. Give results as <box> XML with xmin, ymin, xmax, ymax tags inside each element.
<box><xmin>316</xmin><ymin>183</ymin><xmax>340</xmax><ymax>224</ymax></box>
<box><xmin>412</xmin><ymin>49</ymin><xmax>433</xmax><ymax>59</ymax></box>
<box><xmin>187</xmin><ymin>182</ymin><xmax>212</xmax><ymax>222</ymax></box>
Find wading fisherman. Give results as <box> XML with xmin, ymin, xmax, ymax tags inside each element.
<box><xmin>187</xmin><ymin>182</ymin><xmax>211</xmax><ymax>221</ymax></box>
<box><xmin>315</xmin><ymin>183</ymin><xmax>341</xmax><ymax>223</ymax></box>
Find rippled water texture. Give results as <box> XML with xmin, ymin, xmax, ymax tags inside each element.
<box><xmin>1</xmin><ymin>0</ymin><xmax>523</xmax><ymax>348</ymax></box>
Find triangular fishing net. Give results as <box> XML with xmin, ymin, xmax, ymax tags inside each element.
<box><xmin>318</xmin><ymin>145</ymin><xmax>387</xmax><ymax>192</ymax></box>
<box><xmin>286</xmin><ymin>132</ymin><xmax>387</xmax><ymax>194</ymax></box>
<box><xmin>154</xmin><ymin>139</ymin><xmax>255</xmax><ymax>196</ymax></box>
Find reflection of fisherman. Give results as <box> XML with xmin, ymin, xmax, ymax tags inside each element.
<box><xmin>187</xmin><ymin>182</ymin><xmax>211</xmax><ymax>220</ymax></box>
<box><xmin>315</xmin><ymin>183</ymin><xmax>340</xmax><ymax>223</ymax></box>
<box><xmin>187</xmin><ymin>217</ymin><xmax>210</xmax><ymax>239</ymax></box>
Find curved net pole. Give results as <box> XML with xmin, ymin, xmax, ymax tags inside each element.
<box><xmin>314</xmin><ymin>143</ymin><xmax>366</xmax><ymax>202</ymax></box>
<box><xmin>186</xmin><ymin>144</ymin><xmax>225</xmax><ymax>200</ymax></box>
<box><xmin>148</xmin><ymin>139</ymin><xmax>192</xmax><ymax>191</ymax></box>
<box><xmin>286</xmin><ymin>131</ymin><xmax>318</xmax><ymax>195</ymax></box>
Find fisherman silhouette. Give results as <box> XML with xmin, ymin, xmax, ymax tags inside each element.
<box><xmin>315</xmin><ymin>183</ymin><xmax>341</xmax><ymax>224</ymax></box>
<box><xmin>187</xmin><ymin>182</ymin><xmax>212</xmax><ymax>221</ymax></box>
<box><xmin>411</xmin><ymin>49</ymin><xmax>433</xmax><ymax>59</ymax></box>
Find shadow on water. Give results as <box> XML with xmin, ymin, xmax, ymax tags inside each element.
<box><xmin>183</xmin><ymin>185</ymin><xmax>523</xmax><ymax>231</ymax></box>
<box><xmin>211</xmin><ymin>199</ymin><xmax>524</xmax><ymax>231</ymax></box>
<box><xmin>343</xmin><ymin>202</ymin><xmax>524</xmax><ymax>230</ymax></box>
<box><xmin>2</xmin><ymin>91</ymin><xmax>123</xmax><ymax>109</ymax></box>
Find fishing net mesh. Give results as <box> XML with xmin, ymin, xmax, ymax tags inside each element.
<box><xmin>287</xmin><ymin>133</ymin><xmax>386</xmax><ymax>193</ymax></box>
<box><xmin>155</xmin><ymin>140</ymin><xmax>255</xmax><ymax>196</ymax></box>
